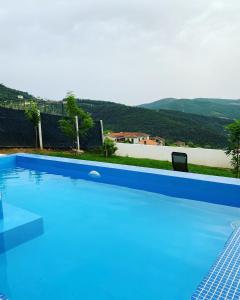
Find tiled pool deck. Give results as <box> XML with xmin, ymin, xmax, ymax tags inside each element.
<box><xmin>191</xmin><ymin>226</ymin><xmax>240</xmax><ymax>300</ymax></box>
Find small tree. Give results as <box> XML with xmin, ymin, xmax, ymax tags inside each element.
<box><xmin>187</xmin><ymin>141</ymin><xmax>195</xmax><ymax>148</ymax></box>
<box><xmin>59</xmin><ymin>92</ymin><xmax>93</xmax><ymax>150</ymax></box>
<box><xmin>103</xmin><ymin>137</ymin><xmax>118</xmax><ymax>157</ymax></box>
<box><xmin>225</xmin><ymin>120</ymin><xmax>240</xmax><ymax>178</ymax></box>
<box><xmin>25</xmin><ymin>100</ymin><xmax>40</xmax><ymax>148</ymax></box>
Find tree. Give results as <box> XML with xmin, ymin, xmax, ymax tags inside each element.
<box><xmin>187</xmin><ymin>141</ymin><xmax>196</xmax><ymax>148</ymax></box>
<box><xmin>225</xmin><ymin>120</ymin><xmax>240</xmax><ymax>178</ymax></box>
<box><xmin>59</xmin><ymin>92</ymin><xmax>93</xmax><ymax>150</ymax></box>
<box><xmin>25</xmin><ymin>100</ymin><xmax>40</xmax><ymax>148</ymax></box>
<box><xmin>103</xmin><ymin>137</ymin><xmax>118</xmax><ymax>157</ymax></box>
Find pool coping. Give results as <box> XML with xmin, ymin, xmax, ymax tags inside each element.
<box><xmin>11</xmin><ymin>153</ymin><xmax>240</xmax><ymax>186</ymax></box>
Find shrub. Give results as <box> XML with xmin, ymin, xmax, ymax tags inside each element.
<box><xmin>225</xmin><ymin>120</ymin><xmax>240</xmax><ymax>178</ymax></box>
<box><xmin>103</xmin><ymin>138</ymin><xmax>118</xmax><ymax>157</ymax></box>
<box><xmin>59</xmin><ymin>92</ymin><xmax>93</xmax><ymax>150</ymax></box>
<box><xmin>25</xmin><ymin>100</ymin><xmax>40</xmax><ymax>148</ymax></box>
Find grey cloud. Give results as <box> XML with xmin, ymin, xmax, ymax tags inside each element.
<box><xmin>0</xmin><ymin>0</ymin><xmax>239</xmax><ymax>104</ymax></box>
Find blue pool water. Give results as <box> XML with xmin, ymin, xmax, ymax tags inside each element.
<box><xmin>0</xmin><ymin>165</ymin><xmax>240</xmax><ymax>300</ymax></box>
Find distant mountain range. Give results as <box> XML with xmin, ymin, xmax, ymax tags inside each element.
<box><xmin>139</xmin><ymin>98</ymin><xmax>240</xmax><ymax>119</ymax></box>
<box><xmin>0</xmin><ymin>84</ymin><xmax>235</xmax><ymax>148</ymax></box>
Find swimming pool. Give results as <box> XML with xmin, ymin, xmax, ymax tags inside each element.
<box><xmin>0</xmin><ymin>154</ymin><xmax>240</xmax><ymax>300</ymax></box>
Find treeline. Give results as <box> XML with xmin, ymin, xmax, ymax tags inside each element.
<box><xmin>76</xmin><ymin>100</ymin><xmax>231</xmax><ymax>149</ymax></box>
<box><xmin>0</xmin><ymin>84</ymin><xmax>232</xmax><ymax>148</ymax></box>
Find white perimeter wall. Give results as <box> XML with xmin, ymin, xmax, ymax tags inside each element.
<box><xmin>116</xmin><ymin>143</ymin><xmax>231</xmax><ymax>168</ymax></box>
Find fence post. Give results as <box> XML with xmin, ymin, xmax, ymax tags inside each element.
<box><xmin>100</xmin><ymin>120</ymin><xmax>104</xmax><ymax>145</ymax></box>
<box><xmin>75</xmin><ymin>115</ymin><xmax>80</xmax><ymax>152</ymax></box>
<box><xmin>38</xmin><ymin>110</ymin><xmax>43</xmax><ymax>150</ymax></box>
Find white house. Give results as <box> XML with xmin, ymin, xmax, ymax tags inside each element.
<box><xmin>107</xmin><ymin>132</ymin><xmax>150</xmax><ymax>144</ymax></box>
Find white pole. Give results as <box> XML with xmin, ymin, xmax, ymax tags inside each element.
<box><xmin>100</xmin><ymin>120</ymin><xmax>104</xmax><ymax>145</ymax></box>
<box><xmin>75</xmin><ymin>115</ymin><xmax>80</xmax><ymax>152</ymax></box>
<box><xmin>38</xmin><ymin>110</ymin><xmax>43</xmax><ymax>150</ymax></box>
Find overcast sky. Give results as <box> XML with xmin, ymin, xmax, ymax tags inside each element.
<box><xmin>0</xmin><ymin>0</ymin><xmax>240</xmax><ymax>105</ymax></box>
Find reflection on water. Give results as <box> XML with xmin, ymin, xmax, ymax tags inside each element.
<box><xmin>28</xmin><ymin>169</ymin><xmax>44</xmax><ymax>186</ymax></box>
<box><xmin>0</xmin><ymin>168</ymin><xmax>23</xmax><ymax>200</ymax></box>
<box><xmin>0</xmin><ymin>168</ymin><xmax>45</xmax><ymax>199</ymax></box>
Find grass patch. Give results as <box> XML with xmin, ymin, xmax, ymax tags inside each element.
<box><xmin>0</xmin><ymin>148</ymin><xmax>234</xmax><ymax>178</ymax></box>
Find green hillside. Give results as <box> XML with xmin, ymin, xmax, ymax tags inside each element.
<box><xmin>77</xmin><ymin>99</ymin><xmax>230</xmax><ymax>148</ymax></box>
<box><xmin>139</xmin><ymin>98</ymin><xmax>240</xmax><ymax>119</ymax></box>
<box><xmin>0</xmin><ymin>83</ymin><xmax>33</xmax><ymax>102</ymax></box>
<box><xmin>0</xmin><ymin>84</ymin><xmax>232</xmax><ymax>148</ymax></box>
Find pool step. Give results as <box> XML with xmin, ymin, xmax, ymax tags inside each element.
<box><xmin>0</xmin><ymin>203</ymin><xmax>43</xmax><ymax>253</ymax></box>
<box><xmin>191</xmin><ymin>226</ymin><xmax>240</xmax><ymax>300</ymax></box>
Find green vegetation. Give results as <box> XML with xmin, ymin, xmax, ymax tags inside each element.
<box><xmin>0</xmin><ymin>83</ymin><xmax>62</xmax><ymax>114</ymax></box>
<box><xmin>59</xmin><ymin>93</ymin><xmax>93</xmax><ymax>149</ymax></box>
<box><xmin>139</xmin><ymin>98</ymin><xmax>240</xmax><ymax>119</ymax></box>
<box><xmin>103</xmin><ymin>138</ymin><xmax>118</xmax><ymax>157</ymax></box>
<box><xmin>225</xmin><ymin>120</ymin><xmax>240</xmax><ymax>178</ymax></box>
<box><xmin>25</xmin><ymin>101</ymin><xmax>40</xmax><ymax>148</ymax></box>
<box><xmin>77</xmin><ymin>99</ymin><xmax>230</xmax><ymax>149</ymax></box>
<box><xmin>0</xmin><ymin>83</ymin><xmax>233</xmax><ymax>148</ymax></box>
<box><xmin>0</xmin><ymin>83</ymin><xmax>32</xmax><ymax>103</ymax></box>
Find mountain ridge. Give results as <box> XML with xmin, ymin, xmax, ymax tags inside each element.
<box><xmin>0</xmin><ymin>83</ymin><xmax>233</xmax><ymax>148</ymax></box>
<box><xmin>139</xmin><ymin>98</ymin><xmax>240</xmax><ymax>119</ymax></box>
